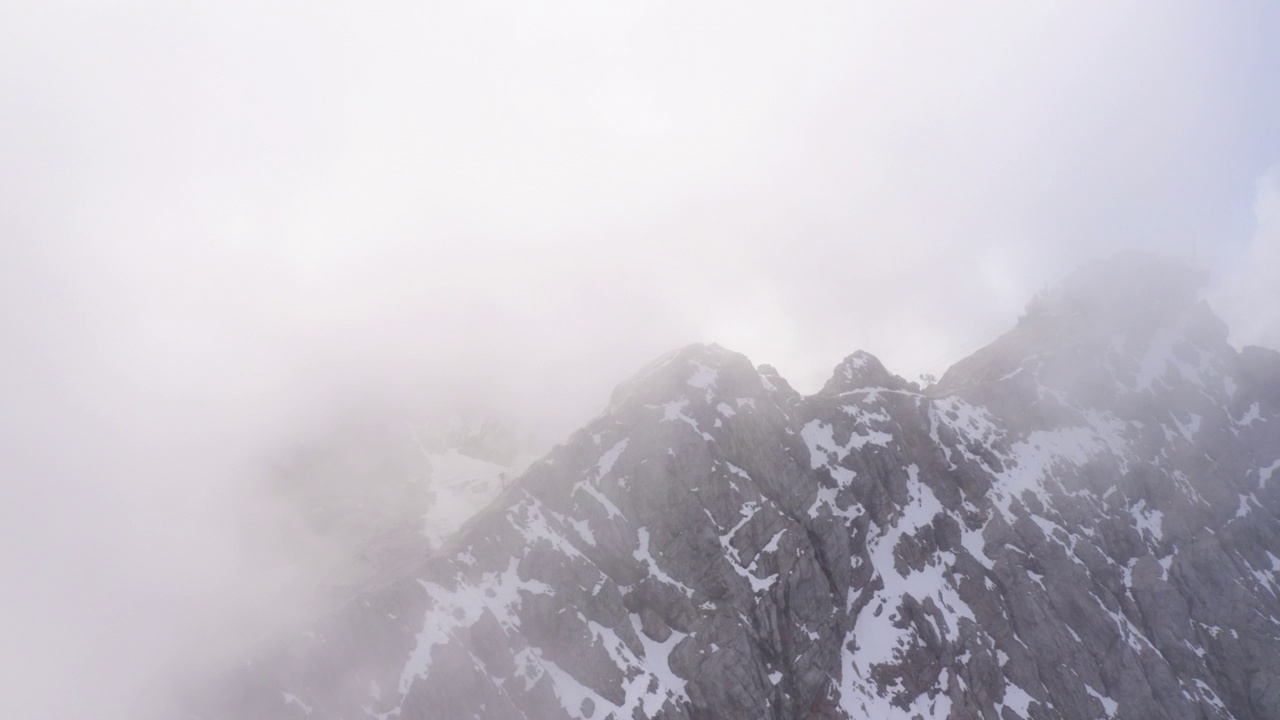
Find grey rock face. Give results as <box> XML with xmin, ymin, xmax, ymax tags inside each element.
<box><xmin>196</xmin><ymin>257</ymin><xmax>1280</xmax><ymax>720</ymax></box>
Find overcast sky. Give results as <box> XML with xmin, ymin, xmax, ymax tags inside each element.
<box><xmin>4</xmin><ymin>2</ymin><xmax>1280</xmax><ymax>717</ymax></box>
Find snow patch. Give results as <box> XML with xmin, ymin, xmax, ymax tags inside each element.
<box><xmin>1236</xmin><ymin>402</ymin><xmax>1262</xmax><ymax>426</ymax></box>
<box><xmin>634</xmin><ymin>528</ymin><xmax>695</xmax><ymax>598</ymax></box>
<box><xmin>282</xmin><ymin>692</ymin><xmax>313</xmax><ymax>715</ymax></box>
<box><xmin>596</xmin><ymin>439</ymin><xmax>629</xmax><ymax>480</ymax></box>
<box><xmin>659</xmin><ymin>399</ymin><xmax>714</xmax><ymax>441</ymax></box>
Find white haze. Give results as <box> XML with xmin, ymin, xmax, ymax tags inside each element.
<box><xmin>2</xmin><ymin>2</ymin><xmax>1280</xmax><ymax>718</ymax></box>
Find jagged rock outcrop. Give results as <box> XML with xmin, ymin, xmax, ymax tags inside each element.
<box><xmin>196</xmin><ymin>255</ymin><xmax>1280</xmax><ymax>720</ymax></box>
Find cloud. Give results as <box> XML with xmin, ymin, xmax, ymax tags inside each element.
<box><xmin>2</xmin><ymin>2</ymin><xmax>1280</xmax><ymax>718</ymax></box>
<box><xmin>1209</xmin><ymin>167</ymin><xmax>1280</xmax><ymax>350</ymax></box>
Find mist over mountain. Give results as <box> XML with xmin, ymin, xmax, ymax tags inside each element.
<box><xmin>184</xmin><ymin>255</ymin><xmax>1280</xmax><ymax>720</ymax></box>
<box><xmin>249</xmin><ymin>412</ymin><xmax>544</xmax><ymax>621</ymax></box>
<box><xmin>8</xmin><ymin>6</ymin><xmax>1280</xmax><ymax>720</ymax></box>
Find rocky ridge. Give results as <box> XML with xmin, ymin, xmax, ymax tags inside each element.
<box><xmin>201</xmin><ymin>256</ymin><xmax>1280</xmax><ymax>720</ymax></box>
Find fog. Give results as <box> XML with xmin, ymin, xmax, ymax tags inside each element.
<box><xmin>2</xmin><ymin>2</ymin><xmax>1280</xmax><ymax>717</ymax></box>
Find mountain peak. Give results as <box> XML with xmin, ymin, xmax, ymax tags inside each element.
<box><xmin>1020</xmin><ymin>251</ymin><xmax>1207</xmax><ymax>331</ymax></box>
<box><xmin>939</xmin><ymin>252</ymin><xmax>1231</xmax><ymax>405</ymax></box>
<box><xmin>605</xmin><ymin>343</ymin><xmax>761</xmax><ymax>414</ymax></box>
<box><xmin>821</xmin><ymin>350</ymin><xmax>911</xmax><ymax>395</ymax></box>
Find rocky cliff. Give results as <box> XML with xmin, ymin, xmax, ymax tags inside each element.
<box><xmin>197</xmin><ymin>256</ymin><xmax>1280</xmax><ymax>720</ymax></box>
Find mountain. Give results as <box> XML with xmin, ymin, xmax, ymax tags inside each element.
<box><xmin>194</xmin><ymin>255</ymin><xmax>1280</xmax><ymax>720</ymax></box>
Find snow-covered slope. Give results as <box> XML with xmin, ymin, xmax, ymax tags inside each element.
<box><xmin>195</xmin><ymin>256</ymin><xmax>1280</xmax><ymax>720</ymax></box>
<box><xmin>261</xmin><ymin>417</ymin><xmax>537</xmax><ymax>612</ymax></box>
<box><xmin>416</xmin><ymin>446</ymin><xmax>536</xmax><ymax>549</ymax></box>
